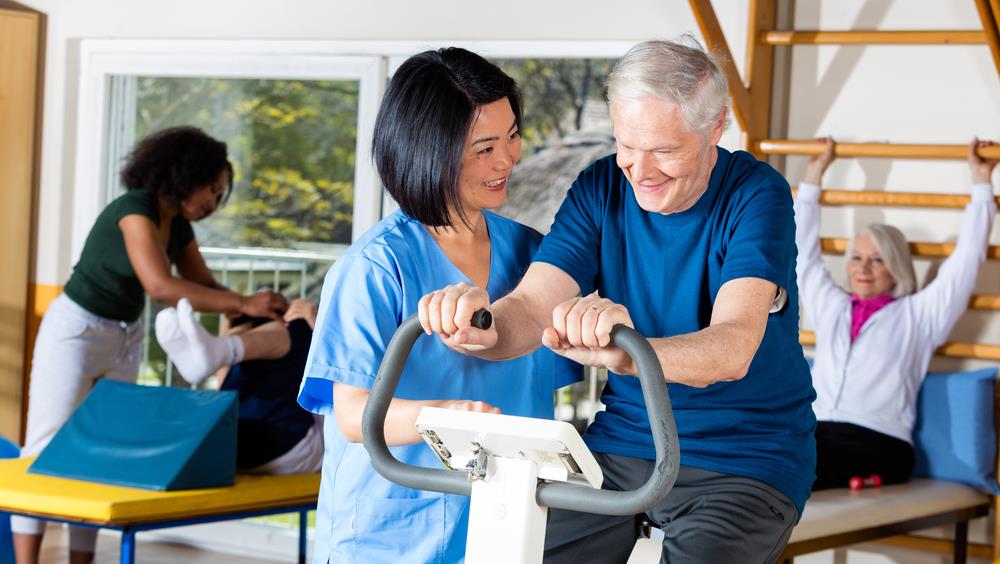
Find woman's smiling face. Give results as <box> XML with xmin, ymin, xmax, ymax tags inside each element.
<box><xmin>848</xmin><ymin>233</ymin><xmax>897</xmax><ymax>299</ymax></box>
<box><xmin>455</xmin><ymin>97</ymin><xmax>522</xmax><ymax>218</ymax></box>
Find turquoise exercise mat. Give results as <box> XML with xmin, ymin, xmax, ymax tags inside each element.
<box><xmin>29</xmin><ymin>380</ymin><xmax>237</xmax><ymax>490</ymax></box>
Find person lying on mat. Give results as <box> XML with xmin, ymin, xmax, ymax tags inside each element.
<box><xmin>796</xmin><ymin>137</ymin><xmax>998</xmax><ymax>490</ymax></box>
<box><xmin>156</xmin><ymin>297</ymin><xmax>323</xmax><ymax>475</ymax></box>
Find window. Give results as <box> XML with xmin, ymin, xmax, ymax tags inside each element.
<box><xmin>123</xmin><ymin>76</ymin><xmax>360</xmax><ymax>250</ymax></box>
<box><xmin>76</xmin><ymin>42</ymin><xmax>384</xmax><ymax>386</ymax></box>
<box><xmin>72</xmin><ymin>41</ymin><xmax>385</xmax><ymax>263</ymax></box>
<box><xmin>493</xmin><ymin>57</ymin><xmax>616</xmax><ymax>234</ymax></box>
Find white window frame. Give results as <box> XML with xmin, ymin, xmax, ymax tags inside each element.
<box><xmin>73</xmin><ymin>38</ymin><xmax>633</xmax><ymax>559</ymax></box>
<box><xmin>73</xmin><ymin>39</ymin><xmax>389</xmax><ymax>261</ymax></box>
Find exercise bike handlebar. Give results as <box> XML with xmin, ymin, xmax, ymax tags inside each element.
<box><xmin>361</xmin><ymin>311</ymin><xmax>680</xmax><ymax>516</ymax></box>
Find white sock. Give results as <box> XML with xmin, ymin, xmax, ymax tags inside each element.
<box><xmin>155</xmin><ymin>298</ymin><xmax>245</xmax><ymax>386</ymax></box>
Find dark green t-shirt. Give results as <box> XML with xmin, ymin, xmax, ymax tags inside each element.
<box><xmin>64</xmin><ymin>189</ymin><xmax>195</xmax><ymax>322</ymax></box>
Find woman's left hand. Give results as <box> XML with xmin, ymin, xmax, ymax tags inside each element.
<box><xmin>542</xmin><ymin>293</ymin><xmax>637</xmax><ymax>375</ymax></box>
<box><xmin>969</xmin><ymin>137</ymin><xmax>999</xmax><ymax>185</ymax></box>
<box><xmin>803</xmin><ymin>137</ymin><xmax>836</xmax><ymax>185</ymax></box>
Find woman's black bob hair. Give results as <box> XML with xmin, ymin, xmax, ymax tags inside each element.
<box><xmin>121</xmin><ymin>126</ymin><xmax>234</xmax><ymax>209</ymax></box>
<box><xmin>372</xmin><ymin>47</ymin><xmax>523</xmax><ymax>227</ymax></box>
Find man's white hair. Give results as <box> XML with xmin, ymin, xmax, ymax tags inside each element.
<box><xmin>606</xmin><ymin>36</ymin><xmax>732</xmax><ymax>135</ymax></box>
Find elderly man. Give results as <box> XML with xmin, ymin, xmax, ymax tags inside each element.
<box><xmin>420</xmin><ymin>38</ymin><xmax>815</xmax><ymax>563</ymax></box>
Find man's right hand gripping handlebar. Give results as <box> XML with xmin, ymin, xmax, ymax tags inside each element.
<box><xmin>418</xmin><ymin>283</ymin><xmax>499</xmax><ymax>352</ymax></box>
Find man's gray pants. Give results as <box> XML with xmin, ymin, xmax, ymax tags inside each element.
<box><xmin>543</xmin><ymin>453</ymin><xmax>799</xmax><ymax>564</ymax></box>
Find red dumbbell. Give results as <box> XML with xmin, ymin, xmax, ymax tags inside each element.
<box><xmin>848</xmin><ymin>474</ymin><xmax>882</xmax><ymax>491</ymax></box>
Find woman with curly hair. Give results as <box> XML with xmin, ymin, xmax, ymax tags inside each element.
<box><xmin>13</xmin><ymin>126</ymin><xmax>287</xmax><ymax>564</ymax></box>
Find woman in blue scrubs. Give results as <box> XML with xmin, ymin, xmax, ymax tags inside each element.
<box><xmin>297</xmin><ymin>48</ymin><xmax>576</xmax><ymax>563</ymax></box>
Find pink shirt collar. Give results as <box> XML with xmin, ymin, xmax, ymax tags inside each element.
<box><xmin>850</xmin><ymin>293</ymin><xmax>895</xmax><ymax>342</ymax></box>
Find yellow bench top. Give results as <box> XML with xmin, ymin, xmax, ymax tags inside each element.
<box><xmin>0</xmin><ymin>457</ymin><xmax>320</xmax><ymax>526</ymax></box>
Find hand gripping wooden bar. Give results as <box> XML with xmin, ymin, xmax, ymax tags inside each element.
<box><xmin>756</xmin><ymin>140</ymin><xmax>1000</xmax><ymax>160</ymax></box>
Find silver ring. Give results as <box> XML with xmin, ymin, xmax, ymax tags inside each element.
<box><xmin>587</xmin><ymin>305</ymin><xmax>600</xmax><ymax>311</ymax></box>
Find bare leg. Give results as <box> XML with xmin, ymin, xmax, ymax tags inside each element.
<box><xmin>14</xmin><ymin>532</ymin><xmax>42</xmax><ymax>564</ymax></box>
<box><xmin>236</xmin><ymin>320</ymin><xmax>292</xmax><ymax>361</ymax></box>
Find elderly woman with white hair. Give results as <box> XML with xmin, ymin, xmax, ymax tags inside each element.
<box><xmin>795</xmin><ymin>137</ymin><xmax>998</xmax><ymax>490</ymax></box>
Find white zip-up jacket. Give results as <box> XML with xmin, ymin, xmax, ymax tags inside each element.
<box><xmin>794</xmin><ymin>182</ymin><xmax>996</xmax><ymax>443</ymax></box>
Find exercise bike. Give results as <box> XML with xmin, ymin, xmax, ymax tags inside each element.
<box><xmin>362</xmin><ymin>311</ymin><xmax>679</xmax><ymax>563</ymax></box>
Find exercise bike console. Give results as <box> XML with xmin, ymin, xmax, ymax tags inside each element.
<box><xmin>416</xmin><ymin>407</ymin><xmax>603</xmax><ymax>489</ymax></box>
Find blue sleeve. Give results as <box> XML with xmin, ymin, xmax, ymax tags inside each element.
<box><xmin>532</xmin><ymin>163</ymin><xmax>605</xmax><ymax>295</ymax></box>
<box><xmin>720</xmin><ymin>173</ymin><xmax>796</xmax><ymax>292</ymax></box>
<box><xmin>554</xmin><ymin>355</ymin><xmax>585</xmax><ymax>389</ymax></box>
<box><xmin>297</xmin><ymin>254</ymin><xmax>403</xmax><ymax>414</ymax></box>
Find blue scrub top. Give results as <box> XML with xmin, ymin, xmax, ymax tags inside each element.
<box><xmin>298</xmin><ymin>210</ymin><xmax>579</xmax><ymax>564</ymax></box>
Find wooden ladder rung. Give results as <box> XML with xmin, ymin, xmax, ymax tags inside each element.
<box><xmin>819</xmin><ymin>237</ymin><xmax>1000</xmax><ymax>260</ymax></box>
<box><xmin>761</xmin><ymin>30</ymin><xmax>987</xmax><ymax>45</ymax></box>
<box><xmin>800</xmin><ymin>331</ymin><xmax>1000</xmax><ymax>361</ymax></box>
<box><xmin>970</xmin><ymin>295</ymin><xmax>1000</xmax><ymax>310</ymax></box>
<box><xmin>790</xmin><ymin>188</ymin><xmax>1000</xmax><ymax>209</ymax></box>
<box><xmin>756</xmin><ymin>140</ymin><xmax>1000</xmax><ymax>159</ymax></box>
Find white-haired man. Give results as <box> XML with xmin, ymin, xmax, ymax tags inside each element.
<box><xmin>420</xmin><ymin>38</ymin><xmax>816</xmax><ymax>563</ymax></box>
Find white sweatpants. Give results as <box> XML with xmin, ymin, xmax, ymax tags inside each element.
<box><xmin>11</xmin><ymin>294</ymin><xmax>143</xmax><ymax>551</ymax></box>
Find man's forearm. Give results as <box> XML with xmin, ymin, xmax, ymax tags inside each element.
<box><xmin>647</xmin><ymin>321</ymin><xmax>761</xmax><ymax>388</ymax></box>
<box><xmin>479</xmin><ymin>292</ymin><xmax>546</xmax><ymax>361</ymax></box>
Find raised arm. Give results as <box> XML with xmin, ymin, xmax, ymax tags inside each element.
<box><xmin>794</xmin><ymin>137</ymin><xmax>848</xmax><ymax>325</ymax></box>
<box><xmin>911</xmin><ymin>138</ymin><xmax>998</xmax><ymax>344</ymax></box>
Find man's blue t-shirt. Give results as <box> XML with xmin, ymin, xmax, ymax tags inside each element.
<box><xmin>532</xmin><ymin>147</ymin><xmax>817</xmax><ymax>513</ymax></box>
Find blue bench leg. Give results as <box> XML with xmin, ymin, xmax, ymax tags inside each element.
<box><xmin>120</xmin><ymin>528</ymin><xmax>136</xmax><ymax>564</ymax></box>
<box><xmin>299</xmin><ymin>510</ymin><xmax>307</xmax><ymax>564</ymax></box>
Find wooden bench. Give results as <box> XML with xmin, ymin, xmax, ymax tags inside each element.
<box><xmin>780</xmin><ymin>479</ymin><xmax>991</xmax><ymax>563</ymax></box>
<box><xmin>0</xmin><ymin>457</ymin><xmax>320</xmax><ymax>564</ymax></box>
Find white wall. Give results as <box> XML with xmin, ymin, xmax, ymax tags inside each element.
<box><xmin>18</xmin><ymin>0</ymin><xmax>1000</xmax><ymax>366</ymax></box>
